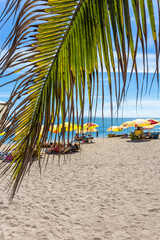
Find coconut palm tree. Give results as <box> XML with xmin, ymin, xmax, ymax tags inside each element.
<box><xmin>0</xmin><ymin>0</ymin><xmax>159</xmax><ymax>197</ymax></box>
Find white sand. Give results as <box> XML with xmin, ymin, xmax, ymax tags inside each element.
<box><xmin>0</xmin><ymin>138</ymin><xmax>160</xmax><ymax>240</ymax></box>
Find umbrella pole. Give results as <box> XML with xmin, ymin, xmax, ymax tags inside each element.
<box><xmin>61</xmin><ymin>127</ymin><xmax>66</xmax><ymax>144</ymax></box>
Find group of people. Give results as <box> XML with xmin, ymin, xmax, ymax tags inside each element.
<box><xmin>133</xmin><ymin>126</ymin><xmax>159</xmax><ymax>140</ymax></box>
<box><xmin>46</xmin><ymin>142</ymin><xmax>79</xmax><ymax>154</ymax></box>
<box><xmin>45</xmin><ymin>132</ymin><xmax>95</xmax><ymax>154</ymax></box>
<box><xmin>74</xmin><ymin>133</ymin><xmax>94</xmax><ymax>143</ymax></box>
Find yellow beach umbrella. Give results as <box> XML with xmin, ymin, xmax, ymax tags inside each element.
<box><xmin>120</xmin><ymin>121</ymin><xmax>133</xmax><ymax>128</ymax></box>
<box><xmin>120</xmin><ymin>119</ymin><xmax>151</xmax><ymax>128</ymax></box>
<box><xmin>83</xmin><ymin>123</ymin><xmax>99</xmax><ymax>129</ymax></box>
<box><xmin>76</xmin><ymin>123</ymin><xmax>99</xmax><ymax>133</ymax></box>
<box><xmin>76</xmin><ymin>127</ymin><xmax>98</xmax><ymax>134</ymax></box>
<box><xmin>146</xmin><ymin>119</ymin><xmax>160</xmax><ymax>125</ymax></box>
<box><xmin>64</xmin><ymin>122</ymin><xmax>77</xmax><ymax>131</ymax></box>
<box><xmin>143</xmin><ymin>123</ymin><xmax>159</xmax><ymax>130</ymax></box>
<box><xmin>133</xmin><ymin>119</ymin><xmax>151</xmax><ymax>127</ymax></box>
<box><xmin>87</xmin><ymin>128</ymin><xmax>98</xmax><ymax>133</ymax></box>
<box><xmin>51</xmin><ymin>122</ymin><xmax>77</xmax><ymax>134</ymax></box>
<box><xmin>51</xmin><ymin>124</ymin><xmax>61</xmax><ymax>134</ymax></box>
<box><xmin>107</xmin><ymin>126</ymin><xmax>123</xmax><ymax>132</ymax></box>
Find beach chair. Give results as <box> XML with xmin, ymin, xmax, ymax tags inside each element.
<box><xmin>151</xmin><ymin>132</ymin><xmax>159</xmax><ymax>139</ymax></box>
<box><xmin>108</xmin><ymin>134</ymin><xmax>116</xmax><ymax>138</ymax></box>
<box><xmin>121</xmin><ymin>134</ymin><xmax>128</xmax><ymax>138</ymax></box>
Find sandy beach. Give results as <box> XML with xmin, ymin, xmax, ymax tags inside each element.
<box><xmin>0</xmin><ymin>137</ymin><xmax>160</xmax><ymax>240</ymax></box>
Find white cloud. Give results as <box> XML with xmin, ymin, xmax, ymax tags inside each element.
<box><xmin>98</xmin><ymin>51</ymin><xmax>158</xmax><ymax>74</ymax></box>
<box><xmin>127</xmin><ymin>53</ymin><xmax>157</xmax><ymax>73</ymax></box>
<box><xmin>92</xmin><ymin>99</ymin><xmax>160</xmax><ymax>118</ymax></box>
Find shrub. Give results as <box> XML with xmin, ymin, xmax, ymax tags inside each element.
<box><xmin>129</xmin><ymin>132</ymin><xmax>138</xmax><ymax>141</ymax></box>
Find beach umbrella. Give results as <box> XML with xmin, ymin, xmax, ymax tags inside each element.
<box><xmin>64</xmin><ymin>122</ymin><xmax>77</xmax><ymax>131</ymax></box>
<box><xmin>107</xmin><ymin>126</ymin><xmax>123</xmax><ymax>132</ymax></box>
<box><xmin>84</xmin><ymin>123</ymin><xmax>99</xmax><ymax>129</ymax></box>
<box><xmin>133</xmin><ymin>119</ymin><xmax>151</xmax><ymax>127</ymax></box>
<box><xmin>143</xmin><ymin>123</ymin><xmax>159</xmax><ymax>130</ymax></box>
<box><xmin>76</xmin><ymin>123</ymin><xmax>99</xmax><ymax>133</ymax></box>
<box><xmin>87</xmin><ymin>128</ymin><xmax>98</xmax><ymax>133</ymax></box>
<box><xmin>120</xmin><ymin>121</ymin><xmax>134</xmax><ymax>128</ymax></box>
<box><xmin>146</xmin><ymin>119</ymin><xmax>160</xmax><ymax>125</ymax></box>
<box><xmin>76</xmin><ymin>128</ymin><xmax>98</xmax><ymax>134</ymax></box>
<box><xmin>143</xmin><ymin>125</ymin><xmax>154</xmax><ymax>130</ymax></box>
<box><xmin>51</xmin><ymin>122</ymin><xmax>77</xmax><ymax>134</ymax></box>
<box><xmin>121</xmin><ymin>119</ymin><xmax>152</xmax><ymax>128</ymax></box>
<box><xmin>51</xmin><ymin>124</ymin><xmax>61</xmax><ymax>134</ymax></box>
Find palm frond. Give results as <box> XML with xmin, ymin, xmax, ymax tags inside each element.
<box><xmin>0</xmin><ymin>0</ymin><xmax>159</xmax><ymax>197</ymax></box>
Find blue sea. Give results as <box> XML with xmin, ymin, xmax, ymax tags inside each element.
<box><xmin>51</xmin><ymin>117</ymin><xmax>160</xmax><ymax>140</ymax></box>
<box><xmin>79</xmin><ymin>117</ymin><xmax>160</xmax><ymax>138</ymax></box>
<box><xmin>1</xmin><ymin>71</ymin><xmax>160</xmax><ymax>141</ymax></box>
<box><xmin>1</xmin><ymin>117</ymin><xmax>160</xmax><ymax>141</ymax></box>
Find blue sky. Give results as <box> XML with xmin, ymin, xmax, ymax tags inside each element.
<box><xmin>0</xmin><ymin>1</ymin><xmax>160</xmax><ymax>118</ymax></box>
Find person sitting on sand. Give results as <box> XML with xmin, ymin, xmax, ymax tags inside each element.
<box><xmin>71</xmin><ymin>143</ymin><xmax>79</xmax><ymax>151</ymax></box>
<box><xmin>82</xmin><ymin>134</ymin><xmax>88</xmax><ymax>143</ymax></box>
<box><xmin>46</xmin><ymin>142</ymin><xmax>64</xmax><ymax>154</ymax></box>
<box><xmin>74</xmin><ymin>133</ymin><xmax>79</xmax><ymax>141</ymax></box>
<box><xmin>64</xmin><ymin>143</ymin><xmax>79</xmax><ymax>153</ymax></box>
<box><xmin>134</xmin><ymin>127</ymin><xmax>144</xmax><ymax>139</ymax></box>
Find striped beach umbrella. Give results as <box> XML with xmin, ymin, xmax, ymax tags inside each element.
<box><xmin>76</xmin><ymin>128</ymin><xmax>98</xmax><ymax>134</ymax></box>
<box><xmin>84</xmin><ymin>123</ymin><xmax>99</xmax><ymax>128</ymax></box>
<box><xmin>121</xmin><ymin>119</ymin><xmax>153</xmax><ymax>128</ymax></box>
<box><xmin>107</xmin><ymin>126</ymin><xmax>123</xmax><ymax>132</ymax></box>
<box><xmin>146</xmin><ymin>119</ymin><xmax>159</xmax><ymax>125</ymax></box>
<box><xmin>76</xmin><ymin>123</ymin><xmax>99</xmax><ymax>133</ymax></box>
<box><xmin>143</xmin><ymin>122</ymin><xmax>160</xmax><ymax>130</ymax></box>
<box><xmin>51</xmin><ymin>122</ymin><xmax>77</xmax><ymax>134</ymax></box>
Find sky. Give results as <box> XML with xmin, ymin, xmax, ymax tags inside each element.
<box><xmin>0</xmin><ymin>1</ymin><xmax>160</xmax><ymax>118</ymax></box>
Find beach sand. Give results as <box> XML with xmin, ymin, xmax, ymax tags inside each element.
<box><xmin>0</xmin><ymin>138</ymin><xmax>160</xmax><ymax>240</ymax></box>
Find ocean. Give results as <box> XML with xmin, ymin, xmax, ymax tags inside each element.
<box><xmin>1</xmin><ymin>117</ymin><xmax>160</xmax><ymax>142</ymax></box>
<box><xmin>79</xmin><ymin>117</ymin><xmax>160</xmax><ymax>138</ymax></box>
<box><xmin>49</xmin><ymin>117</ymin><xmax>160</xmax><ymax>140</ymax></box>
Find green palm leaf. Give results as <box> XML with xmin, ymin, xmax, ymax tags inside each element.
<box><xmin>0</xmin><ymin>0</ymin><xmax>159</xmax><ymax>197</ymax></box>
